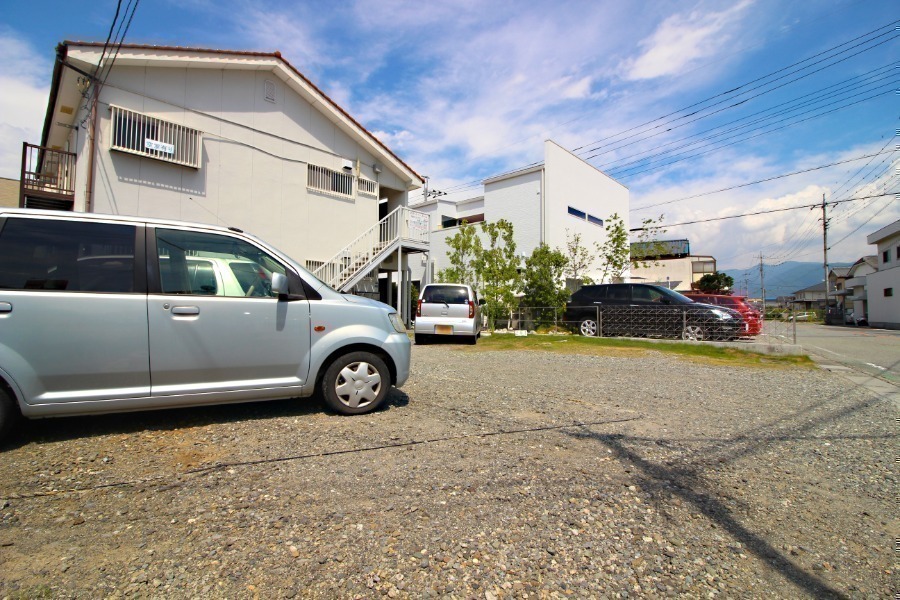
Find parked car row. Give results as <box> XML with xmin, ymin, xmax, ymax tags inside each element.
<box><xmin>563</xmin><ymin>284</ymin><xmax>745</xmax><ymax>341</ymax></box>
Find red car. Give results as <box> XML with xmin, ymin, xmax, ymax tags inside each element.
<box><xmin>683</xmin><ymin>293</ymin><xmax>762</xmax><ymax>336</ymax></box>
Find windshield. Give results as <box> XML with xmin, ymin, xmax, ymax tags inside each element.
<box><xmin>657</xmin><ymin>286</ymin><xmax>694</xmax><ymax>304</ymax></box>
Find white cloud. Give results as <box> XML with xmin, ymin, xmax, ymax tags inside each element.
<box><xmin>0</xmin><ymin>30</ymin><xmax>50</xmax><ymax>179</ymax></box>
<box><xmin>623</xmin><ymin>0</ymin><xmax>754</xmax><ymax>81</ymax></box>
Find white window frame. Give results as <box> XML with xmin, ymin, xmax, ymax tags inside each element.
<box><xmin>109</xmin><ymin>105</ymin><xmax>201</xmax><ymax>168</ymax></box>
<box><xmin>307</xmin><ymin>164</ymin><xmax>354</xmax><ymax>198</ymax></box>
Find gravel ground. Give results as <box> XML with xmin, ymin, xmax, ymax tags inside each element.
<box><xmin>0</xmin><ymin>342</ymin><xmax>897</xmax><ymax>599</ymax></box>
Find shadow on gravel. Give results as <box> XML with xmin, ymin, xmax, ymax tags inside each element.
<box><xmin>563</xmin><ymin>370</ymin><xmax>899</xmax><ymax>600</ymax></box>
<box><xmin>568</xmin><ymin>429</ymin><xmax>850</xmax><ymax>599</ymax></box>
<box><xmin>3</xmin><ymin>388</ymin><xmax>410</xmax><ymax>451</ymax></box>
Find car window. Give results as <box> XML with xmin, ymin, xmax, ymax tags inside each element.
<box><xmin>155</xmin><ymin>228</ymin><xmax>286</xmax><ymax>298</ymax></box>
<box><xmin>633</xmin><ymin>286</ymin><xmax>666</xmax><ymax>304</ymax></box>
<box><xmin>0</xmin><ymin>218</ymin><xmax>136</xmax><ymax>293</ymax></box>
<box><xmin>606</xmin><ymin>285</ymin><xmax>629</xmax><ymax>302</ymax></box>
<box><xmin>573</xmin><ymin>286</ymin><xmax>605</xmax><ymax>303</ymax></box>
<box><xmin>423</xmin><ymin>286</ymin><xmax>469</xmax><ymax>304</ymax></box>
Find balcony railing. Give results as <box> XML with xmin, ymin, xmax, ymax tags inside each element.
<box><xmin>20</xmin><ymin>143</ymin><xmax>76</xmax><ymax>208</ymax></box>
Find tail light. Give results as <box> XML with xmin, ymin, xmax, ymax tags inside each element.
<box><xmin>416</xmin><ymin>299</ymin><xmax>422</xmax><ymax>317</ymax></box>
<box><xmin>468</xmin><ymin>300</ymin><xmax>475</xmax><ymax>319</ymax></box>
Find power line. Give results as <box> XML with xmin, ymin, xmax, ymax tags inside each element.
<box><xmin>631</xmin><ymin>194</ymin><xmax>894</xmax><ymax>231</ymax></box>
<box><xmin>632</xmin><ymin>149</ymin><xmax>897</xmax><ymax>211</ymax></box>
<box><xmin>594</xmin><ymin>66</ymin><xmax>897</xmax><ymax>174</ymax></box>
<box><xmin>573</xmin><ymin>20</ymin><xmax>898</xmax><ymax>155</ymax></box>
<box><xmin>610</xmin><ymin>87</ymin><xmax>895</xmax><ymax>179</ymax></box>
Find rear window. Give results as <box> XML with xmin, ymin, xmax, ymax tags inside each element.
<box><xmin>0</xmin><ymin>217</ymin><xmax>136</xmax><ymax>293</ymax></box>
<box><xmin>571</xmin><ymin>286</ymin><xmax>607</xmax><ymax>303</ymax></box>
<box><xmin>423</xmin><ymin>285</ymin><xmax>470</xmax><ymax>304</ymax></box>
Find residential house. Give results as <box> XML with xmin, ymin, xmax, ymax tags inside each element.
<box><xmin>410</xmin><ymin>140</ymin><xmax>629</xmax><ymax>287</ymax></box>
<box><xmin>629</xmin><ymin>239</ymin><xmax>717</xmax><ymax>292</ymax></box>
<box><xmin>791</xmin><ymin>281</ymin><xmax>827</xmax><ymax>311</ymax></box>
<box><xmin>843</xmin><ymin>256</ymin><xmax>878</xmax><ymax>322</ymax></box>
<box><xmin>20</xmin><ymin>42</ymin><xmax>427</xmax><ymax>320</ymax></box>
<box><xmin>865</xmin><ymin>219</ymin><xmax>899</xmax><ymax>329</ymax></box>
<box><xmin>825</xmin><ymin>265</ymin><xmax>851</xmax><ymax>324</ymax></box>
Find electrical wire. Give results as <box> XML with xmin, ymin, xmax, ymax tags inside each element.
<box><xmin>573</xmin><ymin>20</ymin><xmax>898</xmax><ymax>155</ymax></box>
<box><xmin>593</xmin><ymin>66</ymin><xmax>897</xmax><ymax>173</ymax></box>
<box><xmin>632</xmin><ymin>149</ymin><xmax>897</xmax><ymax>211</ymax></box>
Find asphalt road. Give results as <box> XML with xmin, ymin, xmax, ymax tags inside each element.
<box><xmin>790</xmin><ymin>322</ymin><xmax>900</xmax><ymax>383</ymax></box>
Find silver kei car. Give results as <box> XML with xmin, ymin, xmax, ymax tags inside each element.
<box><xmin>414</xmin><ymin>283</ymin><xmax>483</xmax><ymax>345</ymax></box>
<box><xmin>0</xmin><ymin>209</ymin><xmax>411</xmax><ymax>442</ymax></box>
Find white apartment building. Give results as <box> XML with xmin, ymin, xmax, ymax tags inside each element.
<box><xmin>411</xmin><ymin>140</ymin><xmax>629</xmax><ymax>286</ymax></box>
<box><xmin>20</xmin><ymin>42</ymin><xmax>428</xmax><ymax>318</ymax></box>
<box><xmin>865</xmin><ymin>219</ymin><xmax>900</xmax><ymax>329</ymax></box>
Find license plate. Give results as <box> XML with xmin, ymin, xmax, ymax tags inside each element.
<box><xmin>435</xmin><ymin>325</ymin><xmax>453</xmax><ymax>335</ymax></box>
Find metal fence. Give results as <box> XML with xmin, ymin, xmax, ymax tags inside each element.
<box><xmin>483</xmin><ymin>305</ymin><xmax>809</xmax><ymax>344</ymax></box>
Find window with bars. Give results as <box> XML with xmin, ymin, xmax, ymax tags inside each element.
<box><xmin>358</xmin><ymin>177</ymin><xmax>378</xmax><ymax>198</ymax></box>
<box><xmin>307</xmin><ymin>164</ymin><xmax>354</xmax><ymax>198</ymax></box>
<box><xmin>109</xmin><ymin>105</ymin><xmax>201</xmax><ymax>168</ymax></box>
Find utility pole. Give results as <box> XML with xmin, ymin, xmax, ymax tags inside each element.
<box><xmin>821</xmin><ymin>193</ymin><xmax>830</xmax><ymax>316</ymax></box>
<box><xmin>759</xmin><ymin>252</ymin><xmax>766</xmax><ymax>318</ymax></box>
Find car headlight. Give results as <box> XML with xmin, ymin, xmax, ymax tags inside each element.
<box><xmin>388</xmin><ymin>312</ymin><xmax>406</xmax><ymax>333</ymax></box>
<box><xmin>711</xmin><ymin>309</ymin><xmax>733</xmax><ymax>320</ymax></box>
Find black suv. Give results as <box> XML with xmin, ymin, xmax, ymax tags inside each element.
<box><xmin>564</xmin><ymin>283</ymin><xmax>743</xmax><ymax>341</ymax></box>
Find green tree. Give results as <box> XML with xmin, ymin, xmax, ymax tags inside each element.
<box><xmin>522</xmin><ymin>243</ymin><xmax>570</xmax><ymax>328</ymax></box>
<box><xmin>696</xmin><ymin>272</ymin><xmax>734</xmax><ymax>294</ymax></box>
<box><xmin>563</xmin><ymin>229</ymin><xmax>594</xmax><ymax>285</ymax></box>
<box><xmin>595</xmin><ymin>213</ymin><xmax>630</xmax><ymax>283</ymax></box>
<box><xmin>437</xmin><ymin>221</ymin><xmax>482</xmax><ymax>288</ymax></box>
<box><xmin>474</xmin><ymin>219</ymin><xmax>520</xmax><ymax>329</ymax></box>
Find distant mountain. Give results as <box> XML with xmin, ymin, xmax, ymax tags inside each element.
<box><xmin>721</xmin><ymin>261</ymin><xmax>852</xmax><ymax>300</ymax></box>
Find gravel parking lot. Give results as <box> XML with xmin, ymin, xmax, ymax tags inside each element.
<box><xmin>1</xmin><ymin>341</ymin><xmax>896</xmax><ymax>598</ymax></box>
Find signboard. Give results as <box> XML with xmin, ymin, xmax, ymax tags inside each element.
<box><xmin>145</xmin><ymin>139</ymin><xmax>175</xmax><ymax>155</ymax></box>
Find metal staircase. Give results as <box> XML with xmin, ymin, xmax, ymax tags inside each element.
<box><xmin>312</xmin><ymin>206</ymin><xmax>430</xmax><ymax>291</ymax></box>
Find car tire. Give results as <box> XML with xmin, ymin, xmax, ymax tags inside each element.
<box><xmin>682</xmin><ymin>324</ymin><xmax>706</xmax><ymax>341</ymax></box>
<box><xmin>579</xmin><ymin>319</ymin><xmax>598</xmax><ymax>337</ymax></box>
<box><xmin>321</xmin><ymin>352</ymin><xmax>390</xmax><ymax>415</ymax></box>
<box><xmin>414</xmin><ymin>334</ymin><xmax>429</xmax><ymax>345</ymax></box>
<box><xmin>0</xmin><ymin>387</ymin><xmax>20</xmax><ymax>444</ymax></box>
<box><xmin>465</xmin><ymin>335</ymin><xmax>477</xmax><ymax>345</ymax></box>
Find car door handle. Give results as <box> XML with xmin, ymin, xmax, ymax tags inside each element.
<box><xmin>0</xmin><ymin>302</ymin><xmax>11</xmax><ymax>313</ymax></box>
<box><xmin>171</xmin><ymin>306</ymin><xmax>200</xmax><ymax>316</ymax></box>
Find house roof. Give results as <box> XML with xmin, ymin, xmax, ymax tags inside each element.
<box><xmin>793</xmin><ymin>281</ymin><xmax>827</xmax><ymax>294</ymax></box>
<box><xmin>482</xmin><ymin>163</ymin><xmax>544</xmax><ymax>185</ymax></box>
<box><xmin>828</xmin><ymin>267</ymin><xmax>851</xmax><ymax>278</ymax></box>
<box><xmin>847</xmin><ymin>255</ymin><xmax>878</xmax><ymax>277</ymax></box>
<box><xmin>866</xmin><ymin>218</ymin><xmax>900</xmax><ymax>245</ymax></box>
<box><xmin>44</xmin><ymin>41</ymin><xmax>423</xmax><ymax>188</ymax></box>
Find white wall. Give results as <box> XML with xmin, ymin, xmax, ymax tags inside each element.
<box><xmin>543</xmin><ymin>140</ymin><xmax>629</xmax><ymax>282</ymax></box>
<box><xmin>867</xmin><ymin>227</ymin><xmax>899</xmax><ymax>328</ymax></box>
<box><xmin>484</xmin><ymin>169</ymin><xmax>542</xmax><ymax>257</ymax></box>
<box><xmin>84</xmin><ymin>64</ymin><xmax>407</xmax><ymax>266</ymax></box>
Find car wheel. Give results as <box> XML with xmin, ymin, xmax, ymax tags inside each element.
<box><xmin>466</xmin><ymin>335</ymin><xmax>477</xmax><ymax>345</ymax></box>
<box><xmin>414</xmin><ymin>334</ymin><xmax>429</xmax><ymax>345</ymax></box>
<box><xmin>579</xmin><ymin>319</ymin><xmax>598</xmax><ymax>337</ymax></box>
<box><xmin>321</xmin><ymin>352</ymin><xmax>389</xmax><ymax>415</ymax></box>
<box><xmin>682</xmin><ymin>324</ymin><xmax>706</xmax><ymax>341</ymax></box>
<box><xmin>0</xmin><ymin>387</ymin><xmax>20</xmax><ymax>444</ymax></box>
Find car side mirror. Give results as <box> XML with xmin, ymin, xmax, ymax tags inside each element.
<box><xmin>271</xmin><ymin>272</ymin><xmax>289</xmax><ymax>297</ymax></box>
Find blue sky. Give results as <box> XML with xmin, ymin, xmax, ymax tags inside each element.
<box><xmin>1</xmin><ymin>0</ymin><xmax>897</xmax><ymax>274</ymax></box>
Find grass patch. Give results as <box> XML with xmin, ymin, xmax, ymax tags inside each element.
<box><xmin>466</xmin><ymin>333</ymin><xmax>815</xmax><ymax>369</ymax></box>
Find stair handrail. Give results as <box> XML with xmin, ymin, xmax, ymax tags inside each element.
<box><xmin>312</xmin><ymin>207</ymin><xmax>430</xmax><ymax>289</ymax></box>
